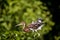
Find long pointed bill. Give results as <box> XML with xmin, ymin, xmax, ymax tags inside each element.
<box><xmin>15</xmin><ymin>23</ymin><xmax>22</xmax><ymax>26</ymax></box>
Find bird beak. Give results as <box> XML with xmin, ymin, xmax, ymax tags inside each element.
<box><xmin>15</xmin><ymin>23</ymin><xmax>22</xmax><ymax>26</ymax></box>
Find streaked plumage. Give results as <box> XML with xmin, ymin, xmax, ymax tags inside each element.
<box><xmin>28</xmin><ymin>18</ymin><xmax>44</xmax><ymax>32</ymax></box>
<box><xmin>15</xmin><ymin>18</ymin><xmax>44</xmax><ymax>32</ymax></box>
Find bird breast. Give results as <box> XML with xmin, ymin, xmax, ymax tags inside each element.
<box><xmin>23</xmin><ymin>27</ymin><xmax>30</xmax><ymax>32</ymax></box>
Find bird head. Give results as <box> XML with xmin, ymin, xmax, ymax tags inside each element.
<box><xmin>15</xmin><ymin>21</ymin><xmax>26</xmax><ymax>30</ymax></box>
<box><xmin>15</xmin><ymin>21</ymin><xmax>26</xmax><ymax>27</ymax></box>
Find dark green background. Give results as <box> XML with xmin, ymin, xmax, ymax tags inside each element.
<box><xmin>0</xmin><ymin>0</ymin><xmax>60</xmax><ymax>40</ymax></box>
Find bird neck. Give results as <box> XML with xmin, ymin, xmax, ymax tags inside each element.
<box><xmin>23</xmin><ymin>23</ymin><xmax>26</xmax><ymax>29</ymax></box>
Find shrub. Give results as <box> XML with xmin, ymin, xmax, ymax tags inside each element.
<box><xmin>0</xmin><ymin>0</ymin><xmax>54</xmax><ymax>40</ymax></box>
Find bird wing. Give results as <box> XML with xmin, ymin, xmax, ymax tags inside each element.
<box><xmin>29</xmin><ymin>22</ymin><xmax>44</xmax><ymax>29</ymax></box>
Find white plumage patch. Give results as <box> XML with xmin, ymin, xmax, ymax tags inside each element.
<box><xmin>38</xmin><ymin>20</ymin><xmax>42</xmax><ymax>23</ymax></box>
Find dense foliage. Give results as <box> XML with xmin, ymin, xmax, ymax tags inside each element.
<box><xmin>0</xmin><ymin>0</ymin><xmax>54</xmax><ymax>40</ymax></box>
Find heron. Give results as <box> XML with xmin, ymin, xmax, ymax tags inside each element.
<box><xmin>15</xmin><ymin>18</ymin><xmax>44</xmax><ymax>32</ymax></box>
